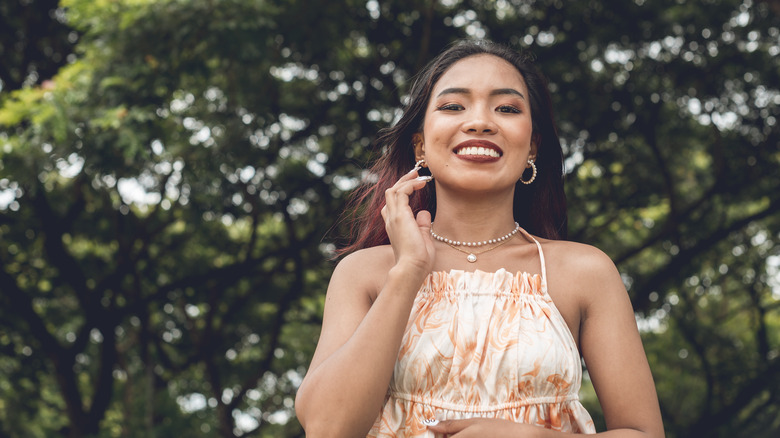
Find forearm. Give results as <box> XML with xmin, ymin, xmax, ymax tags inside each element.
<box><xmin>296</xmin><ymin>266</ymin><xmax>425</xmax><ymax>438</ymax></box>
<box><xmin>428</xmin><ymin>418</ymin><xmax>663</xmax><ymax>438</ymax></box>
<box><xmin>532</xmin><ymin>428</ymin><xmax>662</xmax><ymax>438</ymax></box>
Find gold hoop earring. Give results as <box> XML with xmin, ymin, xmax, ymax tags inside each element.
<box><xmin>520</xmin><ymin>159</ymin><xmax>537</xmax><ymax>185</ymax></box>
<box><xmin>414</xmin><ymin>159</ymin><xmax>426</xmax><ymax>170</ymax></box>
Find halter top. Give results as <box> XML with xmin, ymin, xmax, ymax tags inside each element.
<box><xmin>367</xmin><ymin>229</ymin><xmax>596</xmax><ymax>436</ymax></box>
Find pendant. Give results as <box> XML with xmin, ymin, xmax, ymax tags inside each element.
<box><xmin>467</xmin><ymin>253</ymin><xmax>477</xmax><ymax>263</ymax></box>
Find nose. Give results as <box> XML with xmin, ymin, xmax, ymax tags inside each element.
<box><xmin>461</xmin><ymin>109</ymin><xmax>497</xmax><ymax>134</ymax></box>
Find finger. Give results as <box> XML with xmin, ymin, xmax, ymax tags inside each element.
<box><xmin>395</xmin><ymin>166</ymin><xmax>420</xmax><ymax>183</ymax></box>
<box><xmin>416</xmin><ymin>209</ymin><xmax>432</xmax><ymax>228</ymax></box>
<box><xmin>388</xmin><ymin>167</ymin><xmax>431</xmax><ymax>197</ymax></box>
<box><xmin>387</xmin><ymin>176</ymin><xmax>430</xmax><ymax>199</ymax></box>
<box><xmin>416</xmin><ymin>210</ymin><xmax>433</xmax><ymax>242</ymax></box>
<box><xmin>384</xmin><ymin>178</ymin><xmax>429</xmax><ymax>216</ymax></box>
<box><xmin>426</xmin><ymin>419</ymin><xmax>469</xmax><ymax>434</ymax></box>
<box><xmin>383</xmin><ymin>187</ymin><xmax>412</xmax><ymax>222</ymax></box>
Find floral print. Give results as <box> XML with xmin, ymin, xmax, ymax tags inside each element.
<box><xmin>368</xmin><ymin>233</ymin><xmax>596</xmax><ymax>436</ymax></box>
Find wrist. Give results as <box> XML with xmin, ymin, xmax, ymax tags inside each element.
<box><xmin>387</xmin><ymin>262</ymin><xmax>429</xmax><ymax>290</ymax></box>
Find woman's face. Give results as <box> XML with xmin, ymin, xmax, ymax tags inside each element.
<box><xmin>416</xmin><ymin>54</ymin><xmax>536</xmax><ymax>194</ymax></box>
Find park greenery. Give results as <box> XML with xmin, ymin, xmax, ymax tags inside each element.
<box><xmin>0</xmin><ymin>0</ymin><xmax>778</xmax><ymax>437</ymax></box>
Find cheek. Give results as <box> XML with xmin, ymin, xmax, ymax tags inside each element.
<box><xmin>422</xmin><ymin>121</ymin><xmax>452</xmax><ymax>148</ymax></box>
<box><xmin>512</xmin><ymin>122</ymin><xmax>534</xmax><ymax>147</ymax></box>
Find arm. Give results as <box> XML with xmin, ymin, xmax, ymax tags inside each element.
<box><xmin>427</xmin><ymin>245</ymin><xmax>664</xmax><ymax>437</ymax></box>
<box><xmin>576</xmin><ymin>247</ymin><xmax>665</xmax><ymax>437</ymax></box>
<box><xmin>295</xmin><ymin>170</ymin><xmax>435</xmax><ymax>438</ymax></box>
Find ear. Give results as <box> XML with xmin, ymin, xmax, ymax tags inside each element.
<box><xmin>412</xmin><ymin>132</ymin><xmax>425</xmax><ymax>161</ymax></box>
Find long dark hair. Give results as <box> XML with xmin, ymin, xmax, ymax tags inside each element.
<box><xmin>339</xmin><ymin>40</ymin><xmax>567</xmax><ymax>255</ymax></box>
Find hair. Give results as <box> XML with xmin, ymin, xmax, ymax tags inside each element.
<box><xmin>337</xmin><ymin>39</ymin><xmax>567</xmax><ymax>255</ymax></box>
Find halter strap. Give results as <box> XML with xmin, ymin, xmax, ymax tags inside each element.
<box><xmin>517</xmin><ymin>227</ymin><xmax>548</xmax><ymax>290</ymax></box>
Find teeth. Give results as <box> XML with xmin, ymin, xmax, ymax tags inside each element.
<box><xmin>456</xmin><ymin>146</ymin><xmax>500</xmax><ymax>157</ymax></box>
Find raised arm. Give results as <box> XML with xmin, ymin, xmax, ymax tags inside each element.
<box><xmin>294</xmin><ymin>169</ymin><xmax>435</xmax><ymax>438</ymax></box>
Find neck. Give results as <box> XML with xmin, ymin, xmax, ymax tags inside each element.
<box><xmin>431</xmin><ymin>188</ymin><xmax>518</xmax><ymax>242</ymax></box>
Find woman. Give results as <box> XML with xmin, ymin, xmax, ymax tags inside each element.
<box><xmin>295</xmin><ymin>40</ymin><xmax>664</xmax><ymax>438</ymax></box>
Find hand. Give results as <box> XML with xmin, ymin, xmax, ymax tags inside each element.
<box><xmin>427</xmin><ymin>417</ymin><xmax>541</xmax><ymax>437</ymax></box>
<box><xmin>380</xmin><ymin>168</ymin><xmax>435</xmax><ymax>276</ymax></box>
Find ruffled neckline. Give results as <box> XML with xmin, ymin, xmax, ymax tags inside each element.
<box><xmin>419</xmin><ymin>268</ymin><xmax>546</xmax><ymax>297</ymax></box>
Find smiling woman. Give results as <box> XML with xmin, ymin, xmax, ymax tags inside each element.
<box><xmin>338</xmin><ymin>41</ymin><xmax>568</xmax><ymax>256</ymax></box>
<box><xmin>414</xmin><ymin>54</ymin><xmax>537</xmax><ymax>201</ymax></box>
<box><xmin>294</xmin><ymin>40</ymin><xmax>665</xmax><ymax>438</ymax></box>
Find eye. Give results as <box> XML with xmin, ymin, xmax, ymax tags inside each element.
<box><xmin>436</xmin><ymin>103</ymin><xmax>464</xmax><ymax>111</ymax></box>
<box><xmin>497</xmin><ymin>105</ymin><xmax>521</xmax><ymax>114</ymax></box>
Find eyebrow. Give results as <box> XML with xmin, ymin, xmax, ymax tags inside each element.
<box><xmin>436</xmin><ymin>87</ymin><xmax>526</xmax><ymax>100</ymax></box>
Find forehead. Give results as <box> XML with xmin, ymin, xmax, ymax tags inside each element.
<box><xmin>431</xmin><ymin>54</ymin><xmax>528</xmax><ymax>96</ymax></box>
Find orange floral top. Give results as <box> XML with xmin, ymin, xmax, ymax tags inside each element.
<box><xmin>368</xmin><ymin>231</ymin><xmax>596</xmax><ymax>437</ymax></box>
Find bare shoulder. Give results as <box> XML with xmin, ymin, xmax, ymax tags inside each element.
<box><xmin>538</xmin><ymin>239</ymin><xmax>626</xmax><ymax>305</ymax></box>
<box><xmin>541</xmin><ymin>239</ymin><xmax>618</xmax><ymax>276</ymax></box>
<box><xmin>330</xmin><ymin>245</ymin><xmax>396</xmax><ymax>301</ymax></box>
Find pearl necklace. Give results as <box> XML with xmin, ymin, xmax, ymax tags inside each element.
<box><xmin>430</xmin><ymin>222</ymin><xmax>521</xmax><ymax>263</ymax></box>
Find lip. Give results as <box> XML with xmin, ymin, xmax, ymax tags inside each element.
<box><xmin>453</xmin><ymin>139</ymin><xmax>503</xmax><ymax>161</ymax></box>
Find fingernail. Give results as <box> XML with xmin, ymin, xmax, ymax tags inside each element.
<box><xmin>410</xmin><ymin>165</ymin><xmax>421</xmax><ymax>173</ymax></box>
<box><xmin>415</xmin><ymin>176</ymin><xmax>433</xmax><ymax>182</ymax></box>
<box><xmin>421</xmin><ymin>418</ymin><xmax>439</xmax><ymax>426</ymax></box>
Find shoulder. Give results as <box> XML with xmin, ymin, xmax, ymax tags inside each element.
<box><xmin>539</xmin><ymin>239</ymin><xmax>625</xmax><ymax>307</ymax></box>
<box><xmin>330</xmin><ymin>245</ymin><xmax>396</xmax><ymax>301</ymax></box>
<box><xmin>541</xmin><ymin>239</ymin><xmax>619</xmax><ymax>278</ymax></box>
<box><xmin>335</xmin><ymin>245</ymin><xmax>396</xmax><ymax>276</ymax></box>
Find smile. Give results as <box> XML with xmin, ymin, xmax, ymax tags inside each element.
<box><xmin>453</xmin><ymin>140</ymin><xmax>503</xmax><ymax>159</ymax></box>
<box><xmin>456</xmin><ymin>146</ymin><xmax>500</xmax><ymax>158</ymax></box>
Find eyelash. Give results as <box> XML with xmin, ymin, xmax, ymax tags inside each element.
<box><xmin>437</xmin><ymin>103</ymin><xmax>463</xmax><ymax>111</ymax></box>
<box><xmin>436</xmin><ymin>103</ymin><xmax>521</xmax><ymax>114</ymax></box>
<box><xmin>498</xmin><ymin>105</ymin><xmax>521</xmax><ymax>114</ymax></box>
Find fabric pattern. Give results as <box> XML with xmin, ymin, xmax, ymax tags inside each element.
<box><xmin>368</xmin><ymin>232</ymin><xmax>596</xmax><ymax>437</ymax></box>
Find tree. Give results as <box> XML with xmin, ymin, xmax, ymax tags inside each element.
<box><xmin>0</xmin><ymin>0</ymin><xmax>75</xmax><ymax>93</ymax></box>
<box><xmin>0</xmin><ymin>0</ymin><xmax>778</xmax><ymax>437</ymax></box>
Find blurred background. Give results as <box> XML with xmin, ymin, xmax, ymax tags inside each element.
<box><xmin>0</xmin><ymin>0</ymin><xmax>778</xmax><ymax>437</ymax></box>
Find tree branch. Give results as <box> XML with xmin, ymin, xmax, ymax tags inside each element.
<box><xmin>632</xmin><ymin>197</ymin><xmax>780</xmax><ymax>311</ymax></box>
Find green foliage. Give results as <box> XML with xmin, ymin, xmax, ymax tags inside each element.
<box><xmin>0</xmin><ymin>0</ymin><xmax>75</xmax><ymax>93</ymax></box>
<box><xmin>0</xmin><ymin>0</ymin><xmax>778</xmax><ymax>437</ymax></box>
